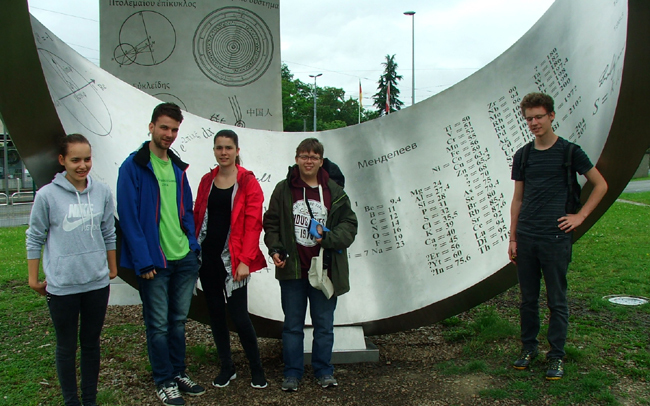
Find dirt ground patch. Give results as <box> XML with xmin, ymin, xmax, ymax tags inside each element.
<box><xmin>97</xmin><ymin>295</ymin><xmax>648</xmax><ymax>406</ymax></box>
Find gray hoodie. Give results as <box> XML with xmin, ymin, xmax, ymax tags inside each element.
<box><xmin>26</xmin><ymin>172</ymin><xmax>117</xmax><ymax>296</ymax></box>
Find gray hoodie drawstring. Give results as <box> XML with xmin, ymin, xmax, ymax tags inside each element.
<box><xmin>87</xmin><ymin>191</ymin><xmax>94</xmax><ymax>240</ymax></box>
<box><xmin>75</xmin><ymin>191</ymin><xmax>82</xmax><ymax>222</ymax></box>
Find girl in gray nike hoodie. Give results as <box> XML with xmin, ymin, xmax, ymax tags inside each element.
<box><xmin>26</xmin><ymin>134</ymin><xmax>117</xmax><ymax>406</ymax></box>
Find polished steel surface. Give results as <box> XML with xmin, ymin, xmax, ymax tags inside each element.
<box><xmin>1</xmin><ymin>0</ymin><xmax>648</xmax><ymax>337</ymax></box>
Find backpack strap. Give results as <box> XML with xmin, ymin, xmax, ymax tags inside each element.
<box><xmin>564</xmin><ymin>142</ymin><xmax>575</xmax><ymax>190</ymax></box>
<box><xmin>563</xmin><ymin>142</ymin><xmax>582</xmax><ymax>213</ymax></box>
<box><xmin>322</xmin><ymin>158</ymin><xmax>346</xmax><ymax>188</ymax></box>
<box><xmin>519</xmin><ymin>141</ymin><xmax>534</xmax><ymax>178</ymax></box>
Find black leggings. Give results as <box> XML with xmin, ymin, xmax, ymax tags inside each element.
<box><xmin>199</xmin><ymin>256</ymin><xmax>262</xmax><ymax>372</ymax></box>
<box><xmin>47</xmin><ymin>285</ymin><xmax>110</xmax><ymax>406</ymax></box>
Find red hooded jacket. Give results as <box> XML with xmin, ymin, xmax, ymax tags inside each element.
<box><xmin>194</xmin><ymin>165</ymin><xmax>267</xmax><ymax>275</ymax></box>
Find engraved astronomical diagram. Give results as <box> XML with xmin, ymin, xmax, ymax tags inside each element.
<box><xmin>153</xmin><ymin>93</ymin><xmax>188</xmax><ymax>111</ymax></box>
<box><xmin>229</xmin><ymin>95</ymin><xmax>245</xmax><ymax>127</ymax></box>
<box><xmin>206</xmin><ymin>96</ymin><xmax>245</xmax><ymax>126</ymax></box>
<box><xmin>37</xmin><ymin>49</ymin><xmax>112</xmax><ymax>136</ymax></box>
<box><xmin>113</xmin><ymin>11</ymin><xmax>176</xmax><ymax>67</ymax></box>
<box><xmin>193</xmin><ymin>7</ymin><xmax>274</xmax><ymax>87</ymax></box>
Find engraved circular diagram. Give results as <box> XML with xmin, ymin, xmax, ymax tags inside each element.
<box><xmin>153</xmin><ymin>93</ymin><xmax>188</xmax><ymax>111</ymax></box>
<box><xmin>193</xmin><ymin>7</ymin><xmax>274</xmax><ymax>87</ymax></box>
<box><xmin>113</xmin><ymin>11</ymin><xmax>176</xmax><ymax>67</ymax></box>
<box><xmin>37</xmin><ymin>49</ymin><xmax>112</xmax><ymax>136</ymax></box>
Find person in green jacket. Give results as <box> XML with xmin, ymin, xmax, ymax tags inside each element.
<box><xmin>263</xmin><ymin>138</ymin><xmax>358</xmax><ymax>392</ymax></box>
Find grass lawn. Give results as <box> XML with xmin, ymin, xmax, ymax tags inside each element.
<box><xmin>1</xmin><ymin>196</ymin><xmax>648</xmax><ymax>405</ymax></box>
<box><xmin>629</xmin><ymin>175</ymin><xmax>650</xmax><ymax>182</ymax></box>
<box><xmin>440</xmin><ymin>196</ymin><xmax>650</xmax><ymax>405</ymax></box>
<box><xmin>620</xmin><ymin>191</ymin><xmax>650</xmax><ymax>206</ymax></box>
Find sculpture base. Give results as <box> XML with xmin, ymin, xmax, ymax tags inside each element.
<box><xmin>108</xmin><ymin>277</ymin><xmax>142</xmax><ymax>306</ymax></box>
<box><xmin>303</xmin><ymin>326</ymin><xmax>379</xmax><ymax>364</ymax></box>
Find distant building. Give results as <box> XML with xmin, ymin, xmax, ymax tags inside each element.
<box><xmin>1</xmin><ymin>120</ymin><xmax>33</xmax><ymax>203</ymax></box>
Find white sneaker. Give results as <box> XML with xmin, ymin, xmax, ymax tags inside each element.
<box><xmin>156</xmin><ymin>381</ymin><xmax>185</xmax><ymax>406</ymax></box>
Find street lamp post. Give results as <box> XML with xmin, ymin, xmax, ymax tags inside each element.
<box><xmin>309</xmin><ymin>73</ymin><xmax>322</xmax><ymax>132</ymax></box>
<box><xmin>404</xmin><ymin>11</ymin><xmax>415</xmax><ymax>106</ymax></box>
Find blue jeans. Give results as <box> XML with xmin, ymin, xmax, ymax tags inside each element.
<box><xmin>47</xmin><ymin>286</ymin><xmax>110</xmax><ymax>406</ymax></box>
<box><xmin>516</xmin><ymin>233</ymin><xmax>571</xmax><ymax>359</ymax></box>
<box><xmin>280</xmin><ymin>278</ymin><xmax>337</xmax><ymax>379</ymax></box>
<box><xmin>137</xmin><ymin>251</ymin><xmax>198</xmax><ymax>385</ymax></box>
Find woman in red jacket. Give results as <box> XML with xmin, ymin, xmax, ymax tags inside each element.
<box><xmin>194</xmin><ymin>129</ymin><xmax>268</xmax><ymax>389</ymax></box>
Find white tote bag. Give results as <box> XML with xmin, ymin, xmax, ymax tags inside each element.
<box><xmin>308</xmin><ymin>248</ymin><xmax>335</xmax><ymax>299</ymax></box>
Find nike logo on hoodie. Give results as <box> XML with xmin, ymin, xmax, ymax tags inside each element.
<box><xmin>62</xmin><ymin>203</ymin><xmax>102</xmax><ymax>232</ymax></box>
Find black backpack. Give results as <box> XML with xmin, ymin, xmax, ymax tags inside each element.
<box><xmin>519</xmin><ymin>140</ymin><xmax>582</xmax><ymax>214</ymax></box>
<box><xmin>322</xmin><ymin>158</ymin><xmax>345</xmax><ymax>188</ymax></box>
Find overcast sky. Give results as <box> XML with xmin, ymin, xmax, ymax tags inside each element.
<box><xmin>28</xmin><ymin>0</ymin><xmax>555</xmax><ymax>108</ymax></box>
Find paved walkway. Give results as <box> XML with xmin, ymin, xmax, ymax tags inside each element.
<box><xmin>616</xmin><ymin>198</ymin><xmax>650</xmax><ymax>207</ymax></box>
<box><xmin>622</xmin><ymin>179</ymin><xmax>650</xmax><ymax>193</ymax></box>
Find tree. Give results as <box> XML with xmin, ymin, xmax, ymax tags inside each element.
<box><xmin>373</xmin><ymin>54</ymin><xmax>404</xmax><ymax>116</ymax></box>
<box><xmin>281</xmin><ymin>64</ymin><xmax>376</xmax><ymax>131</ymax></box>
<box><xmin>281</xmin><ymin>64</ymin><xmax>313</xmax><ymax>131</ymax></box>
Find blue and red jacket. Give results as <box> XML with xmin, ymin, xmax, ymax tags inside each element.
<box><xmin>117</xmin><ymin>141</ymin><xmax>200</xmax><ymax>275</ymax></box>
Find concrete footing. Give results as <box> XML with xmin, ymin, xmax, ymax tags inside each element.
<box><xmin>303</xmin><ymin>326</ymin><xmax>379</xmax><ymax>364</ymax></box>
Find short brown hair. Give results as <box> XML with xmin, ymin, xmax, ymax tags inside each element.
<box><xmin>151</xmin><ymin>102</ymin><xmax>183</xmax><ymax>124</ymax></box>
<box><xmin>520</xmin><ymin>92</ymin><xmax>554</xmax><ymax>116</ymax></box>
<box><xmin>295</xmin><ymin>138</ymin><xmax>324</xmax><ymax>157</ymax></box>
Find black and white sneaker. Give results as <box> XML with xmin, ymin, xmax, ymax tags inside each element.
<box><xmin>156</xmin><ymin>381</ymin><xmax>185</xmax><ymax>406</ymax></box>
<box><xmin>174</xmin><ymin>372</ymin><xmax>206</xmax><ymax>396</ymax></box>
<box><xmin>212</xmin><ymin>366</ymin><xmax>237</xmax><ymax>388</ymax></box>
<box><xmin>251</xmin><ymin>368</ymin><xmax>268</xmax><ymax>389</ymax></box>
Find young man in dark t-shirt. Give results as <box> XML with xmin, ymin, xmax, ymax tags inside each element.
<box><xmin>508</xmin><ymin>93</ymin><xmax>608</xmax><ymax>380</ymax></box>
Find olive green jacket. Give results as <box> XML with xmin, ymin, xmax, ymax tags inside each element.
<box><xmin>263</xmin><ymin>167</ymin><xmax>358</xmax><ymax>296</ymax></box>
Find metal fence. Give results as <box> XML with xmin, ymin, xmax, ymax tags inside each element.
<box><xmin>0</xmin><ymin>201</ymin><xmax>32</xmax><ymax>228</ymax></box>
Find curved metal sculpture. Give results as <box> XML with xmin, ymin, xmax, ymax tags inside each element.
<box><xmin>1</xmin><ymin>0</ymin><xmax>648</xmax><ymax>338</ymax></box>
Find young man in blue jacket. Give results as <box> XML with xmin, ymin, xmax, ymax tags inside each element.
<box><xmin>117</xmin><ymin>103</ymin><xmax>204</xmax><ymax>406</ymax></box>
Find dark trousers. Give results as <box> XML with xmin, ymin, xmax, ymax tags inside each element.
<box><xmin>199</xmin><ymin>259</ymin><xmax>263</xmax><ymax>373</ymax></box>
<box><xmin>47</xmin><ymin>285</ymin><xmax>110</xmax><ymax>406</ymax></box>
<box><xmin>516</xmin><ymin>233</ymin><xmax>571</xmax><ymax>359</ymax></box>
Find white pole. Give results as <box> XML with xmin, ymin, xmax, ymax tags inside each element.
<box><xmin>309</xmin><ymin>73</ymin><xmax>322</xmax><ymax>132</ymax></box>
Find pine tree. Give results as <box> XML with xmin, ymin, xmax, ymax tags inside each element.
<box><xmin>373</xmin><ymin>54</ymin><xmax>404</xmax><ymax>116</ymax></box>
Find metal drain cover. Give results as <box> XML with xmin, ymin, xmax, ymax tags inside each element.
<box><xmin>603</xmin><ymin>295</ymin><xmax>649</xmax><ymax>306</ymax></box>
